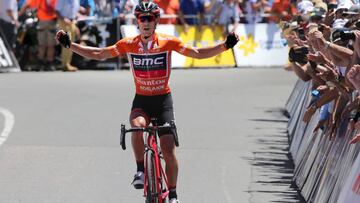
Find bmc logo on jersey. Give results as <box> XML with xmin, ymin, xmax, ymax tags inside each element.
<box><xmin>130</xmin><ymin>52</ymin><xmax>167</xmax><ymax>71</ymax></box>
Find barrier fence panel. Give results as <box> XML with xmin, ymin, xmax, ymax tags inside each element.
<box><xmin>286</xmin><ymin>79</ymin><xmax>360</xmax><ymax>203</ymax></box>
<box><xmin>289</xmin><ymin>84</ymin><xmax>312</xmax><ymax>163</ymax></box>
<box><xmin>285</xmin><ymin>79</ymin><xmax>305</xmax><ymax>117</ymax></box>
<box><xmin>293</xmin><ymin>129</ymin><xmax>322</xmax><ymax>190</ymax></box>
<box><xmin>337</xmin><ymin>151</ymin><xmax>360</xmax><ymax>203</ymax></box>
<box><xmin>328</xmin><ymin>131</ymin><xmax>359</xmax><ymax>203</ymax></box>
<box><xmin>0</xmin><ymin>28</ymin><xmax>20</xmax><ymax>73</ymax></box>
<box><xmin>287</xmin><ymin>81</ymin><xmax>310</xmax><ymax>143</ymax></box>
<box><xmin>313</xmin><ymin>127</ymin><xmax>351</xmax><ymax>203</ymax></box>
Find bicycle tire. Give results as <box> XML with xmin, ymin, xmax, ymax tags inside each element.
<box><xmin>145</xmin><ymin>149</ymin><xmax>160</xmax><ymax>203</ymax></box>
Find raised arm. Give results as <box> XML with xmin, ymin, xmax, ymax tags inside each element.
<box><xmin>55</xmin><ymin>30</ymin><xmax>117</xmax><ymax>60</ymax></box>
<box><xmin>176</xmin><ymin>32</ymin><xmax>239</xmax><ymax>59</ymax></box>
<box><xmin>69</xmin><ymin>43</ymin><xmax>115</xmax><ymax>60</ymax></box>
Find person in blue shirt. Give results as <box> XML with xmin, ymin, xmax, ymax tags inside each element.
<box><xmin>80</xmin><ymin>0</ymin><xmax>96</xmax><ymax>16</ymax></box>
<box><xmin>56</xmin><ymin>0</ymin><xmax>81</xmax><ymax>71</ymax></box>
<box><xmin>178</xmin><ymin>0</ymin><xmax>205</xmax><ymax>32</ymax></box>
<box><xmin>18</xmin><ymin>0</ymin><xmax>26</xmax><ymax>9</ymax></box>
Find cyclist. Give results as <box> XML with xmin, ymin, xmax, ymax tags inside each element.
<box><xmin>55</xmin><ymin>1</ymin><xmax>238</xmax><ymax>202</ymax></box>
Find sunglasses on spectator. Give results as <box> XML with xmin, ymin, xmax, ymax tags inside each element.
<box><xmin>137</xmin><ymin>15</ymin><xmax>156</xmax><ymax>23</ymax></box>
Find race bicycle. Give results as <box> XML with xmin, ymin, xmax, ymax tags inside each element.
<box><xmin>120</xmin><ymin>119</ymin><xmax>179</xmax><ymax>203</ymax></box>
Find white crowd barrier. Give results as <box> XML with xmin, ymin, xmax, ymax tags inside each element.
<box><xmin>0</xmin><ymin>30</ymin><xmax>20</xmax><ymax>73</ymax></box>
<box><xmin>286</xmin><ymin>80</ymin><xmax>360</xmax><ymax>203</ymax></box>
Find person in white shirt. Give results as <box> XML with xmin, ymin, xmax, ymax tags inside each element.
<box><xmin>212</xmin><ymin>0</ymin><xmax>240</xmax><ymax>35</ymax></box>
<box><xmin>245</xmin><ymin>0</ymin><xmax>269</xmax><ymax>24</ymax></box>
<box><xmin>0</xmin><ymin>0</ymin><xmax>19</xmax><ymax>49</ymax></box>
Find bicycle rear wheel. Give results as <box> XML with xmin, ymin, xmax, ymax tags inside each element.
<box><xmin>145</xmin><ymin>149</ymin><xmax>160</xmax><ymax>203</ymax></box>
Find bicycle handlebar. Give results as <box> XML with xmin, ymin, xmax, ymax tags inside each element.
<box><xmin>120</xmin><ymin>121</ymin><xmax>179</xmax><ymax>150</ymax></box>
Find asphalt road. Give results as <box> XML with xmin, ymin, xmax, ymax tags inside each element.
<box><xmin>0</xmin><ymin>68</ymin><xmax>302</xmax><ymax>203</ymax></box>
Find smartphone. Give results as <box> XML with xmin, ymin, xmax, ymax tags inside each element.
<box><xmin>298</xmin><ymin>28</ymin><xmax>306</xmax><ymax>40</ymax></box>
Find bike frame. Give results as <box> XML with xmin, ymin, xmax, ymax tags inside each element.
<box><xmin>144</xmin><ymin>129</ymin><xmax>169</xmax><ymax>202</ymax></box>
<box><xmin>120</xmin><ymin>121</ymin><xmax>179</xmax><ymax>203</ymax></box>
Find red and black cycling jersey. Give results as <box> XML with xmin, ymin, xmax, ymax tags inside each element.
<box><xmin>109</xmin><ymin>33</ymin><xmax>192</xmax><ymax>96</ymax></box>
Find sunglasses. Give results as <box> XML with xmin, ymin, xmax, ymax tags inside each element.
<box><xmin>137</xmin><ymin>15</ymin><xmax>156</xmax><ymax>23</ymax></box>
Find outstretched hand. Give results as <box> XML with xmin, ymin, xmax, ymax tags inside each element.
<box><xmin>224</xmin><ymin>32</ymin><xmax>239</xmax><ymax>49</ymax></box>
<box><xmin>347</xmin><ymin>64</ymin><xmax>360</xmax><ymax>91</ymax></box>
<box><xmin>55</xmin><ymin>30</ymin><xmax>71</xmax><ymax>49</ymax></box>
<box><xmin>350</xmin><ymin>121</ymin><xmax>360</xmax><ymax>144</ymax></box>
<box><xmin>307</xmin><ymin>51</ymin><xmax>327</xmax><ymax>65</ymax></box>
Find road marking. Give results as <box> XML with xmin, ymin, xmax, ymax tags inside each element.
<box><xmin>0</xmin><ymin>107</ymin><xmax>15</xmax><ymax>146</ymax></box>
<box><xmin>221</xmin><ymin>165</ymin><xmax>233</xmax><ymax>203</ymax></box>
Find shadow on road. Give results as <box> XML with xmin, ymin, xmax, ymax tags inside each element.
<box><xmin>245</xmin><ymin>108</ymin><xmax>306</xmax><ymax>203</ymax></box>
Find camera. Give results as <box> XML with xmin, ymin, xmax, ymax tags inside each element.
<box><xmin>289</xmin><ymin>46</ymin><xmax>309</xmax><ymax>65</ymax></box>
<box><xmin>340</xmin><ymin>30</ymin><xmax>356</xmax><ymax>41</ymax></box>
<box><xmin>297</xmin><ymin>28</ymin><xmax>306</xmax><ymax>40</ymax></box>
<box><xmin>355</xmin><ymin>20</ymin><xmax>360</xmax><ymax>29</ymax></box>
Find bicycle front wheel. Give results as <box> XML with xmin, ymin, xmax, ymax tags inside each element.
<box><xmin>145</xmin><ymin>149</ymin><xmax>160</xmax><ymax>203</ymax></box>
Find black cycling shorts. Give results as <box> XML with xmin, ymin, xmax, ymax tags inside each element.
<box><xmin>131</xmin><ymin>93</ymin><xmax>175</xmax><ymax>136</ymax></box>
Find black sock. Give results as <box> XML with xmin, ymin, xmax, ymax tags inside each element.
<box><xmin>136</xmin><ymin>161</ymin><xmax>144</xmax><ymax>172</ymax></box>
<box><xmin>169</xmin><ymin>187</ymin><xmax>177</xmax><ymax>200</ymax></box>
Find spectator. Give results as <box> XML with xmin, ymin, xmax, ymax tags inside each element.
<box><xmin>296</xmin><ymin>0</ymin><xmax>314</xmax><ymax>15</ymax></box>
<box><xmin>93</xmin><ymin>0</ymin><xmax>112</xmax><ymax>17</ymax></box>
<box><xmin>56</xmin><ymin>0</ymin><xmax>81</xmax><ymax>71</ymax></box>
<box><xmin>203</xmin><ymin>0</ymin><xmax>223</xmax><ymax>24</ymax></box>
<box><xmin>179</xmin><ymin>0</ymin><xmax>205</xmax><ymax>32</ymax></box>
<box><xmin>244</xmin><ymin>0</ymin><xmax>271</xmax><ymax>24</ymax></box>
<box><xmin>347</xmin><ymin>64</ymin><xmax>360</xmax><ymax>91</ymax></box>
<box><xmin>270</xmin><ymin>0</ymin><xmax>296</xmax><ymax>23</ymax></box>
<box><xmin>79</xmin><ymin>0</ymin><xmax>96</xmax><ymax>17</ymax></box>
<box><xmin>19</xmin><ymin>0</ymin><xmax>58</xmax><ymax>71</ymax></box>
<box><xmin>154</xmin><ymin>0</ymin><xmax>180</xmax><ymax>24</ymax></box>
<box><xmin>329</xmin><ymin>0</ymin><xmax>353</xmax><ymax>27</ymax></box>
<box><xmin>113</xmin><ymin>0</ymin><xmax>136</xmax><ymax>23</ymax></box>
<box><xmin>0</xmin><ymin>0</ymin><xmax>20</xmax><ymax>50</ymax></box>
<box><xmin>212</xmin><ymin>0</ymin><xmax>241</xmax><ymax>35</ymax></box>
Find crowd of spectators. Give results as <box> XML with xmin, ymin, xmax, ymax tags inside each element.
<box><xmin>282</xmin><ymin>0</ymin><xmax>360</xmax><ymax>144</ymax></box>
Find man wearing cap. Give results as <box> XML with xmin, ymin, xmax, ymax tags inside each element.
<box><xmin>296</xmin><ymin>0</ymin><xmax>314</xmax><ymax>15</ymax></box>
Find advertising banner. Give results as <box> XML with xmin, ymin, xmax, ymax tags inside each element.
<box><xmin>231</xmin><ymin>23</ymin><xmax>288</xmax><ymax>67</ymax></box>
<box><xmin>0</xmin><ymin>30</ymin><xmax>20</xmax><ymax>73</ymax></box>
<box><xmin>120</xmin><ymin>25</ymin><xmax>236</xmax><ymax>68</ymax></box>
